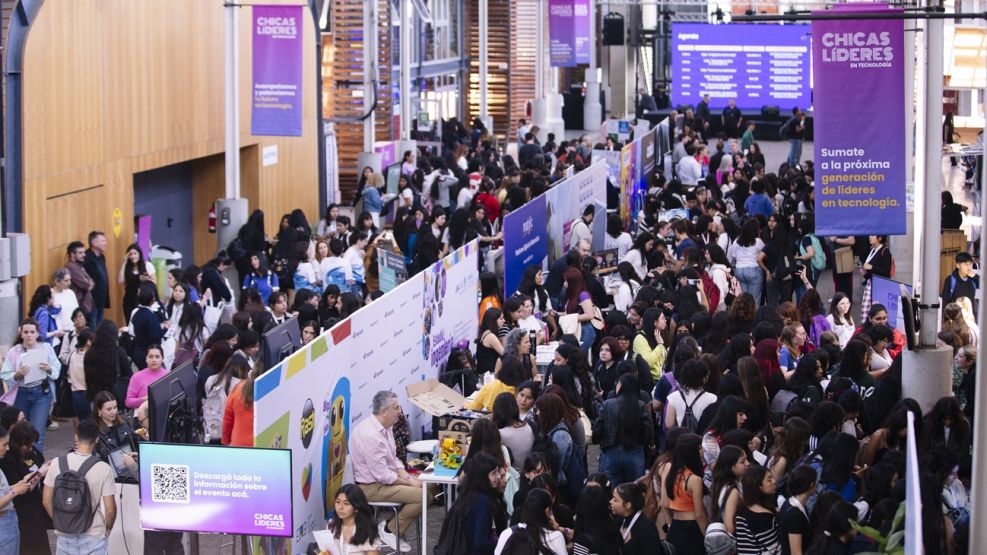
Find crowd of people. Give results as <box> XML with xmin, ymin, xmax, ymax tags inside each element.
<box><xmin>0</xmin><ymin>105</ymin><xmax>976</xmax><ymax>554</ymax></box>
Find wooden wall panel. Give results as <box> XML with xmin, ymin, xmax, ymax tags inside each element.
<box><xmin>465</xmin><ymin>0</ymin><xmax>512</xmax><ymax>141</ymax></box>
<box><xmin>20</xmin><ymin>0</ymin><xmax>319</xmax><ymax>322</ymax></box>
<box><xmin>510</xmin><ymin>1</ymin><xmax>538</xmax><ymax>142</ymax></box>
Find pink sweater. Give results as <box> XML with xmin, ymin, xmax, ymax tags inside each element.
<box><xmin>126</xmin><ymin>368</ymin><xmax>168</xmax><ymax>408</ymax></box>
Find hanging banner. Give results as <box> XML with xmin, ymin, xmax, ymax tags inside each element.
<box><xmin>545</xmin><ymin>161</ymin><xmax>608</xmax><ymax>264</ymax></box>
<box><xmin>812</xmin><ymin>5</ymin><xmax>905</xmax><ymax>235</ymax></box>
<box><xmin>549</xmin><ymin>0</ymin><xmax>590</xmax><ymax>67</ymax></box>
<box><xmin>503</xmin><ymin>195</ymin><xmax>548</xmax><ymax>297</ymax></box>
<box><xmin>252</xmin><ymin>5</ymin><xmax>303</xmax><ymax>137</ymax></box>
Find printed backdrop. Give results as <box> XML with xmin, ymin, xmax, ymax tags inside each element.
<box><xmin>252</xmin><ymin>241</ymin><xmax>479</xmax><ymax>554</ymax></box>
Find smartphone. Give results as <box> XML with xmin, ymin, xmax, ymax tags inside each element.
<box><xmin>24</xmin><ymin>471</ymin><xmax>39</xmax><ymax>483</ymax></box>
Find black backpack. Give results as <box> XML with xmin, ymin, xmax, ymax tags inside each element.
<box><xmin>433</xmin><ymin>503</ymin><xmax>471</xmax><ymax>555</ymax></box>
<box><xmin>51</xmin><ymin>455</ymin><xmax>100</xmax><ymax>534</ymax></box>
<box><xmin>501</xmin><ymin>525</ymin><xmax>553</xmax><ymax>555</ymax></box>
<box><xmin>528</xmin><ymin>422</ymin><xmax>561</xmax><ymax>478</ymax></box>
<box><xmin>679</xmin><ymin>391</ymin><xmax>703</xmax><ymax>433</ymax></box>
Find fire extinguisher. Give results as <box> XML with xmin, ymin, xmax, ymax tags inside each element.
<box><xmin>208</xmin><ymin>203</ymin><xmax>217</xmax><ymax>233</ymax></box>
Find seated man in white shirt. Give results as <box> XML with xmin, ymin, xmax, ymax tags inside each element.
<box><xmin>349</xmin><ymin>391</ymin><xmax>421</xmax><ymax>552</ymax></box>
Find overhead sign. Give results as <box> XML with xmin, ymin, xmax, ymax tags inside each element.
<box><xmin>251</xmin><ymin>5</ymin><xmax>304</xmax><ymax>137</ymax></box>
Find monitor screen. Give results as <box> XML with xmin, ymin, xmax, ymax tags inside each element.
<box><xmin>146</xmin><ymin>362</ymin><xmax>198</xmax><ymax>443</ymax></box>
<box><xmin>263</xmin><ymin>316</ymin><xmax>302</xmax><ymax>372</ymax></box>
<box><xmin>139</xmin><ymin>443</ymin><xmax>293</xmax><ymax>537</ymax></box>
<box><xmin>671</xmin><ymin>23</ymin><xmax>812</xmax><ymax>110</ymax></box>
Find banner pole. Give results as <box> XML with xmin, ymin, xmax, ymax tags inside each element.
<box><xmin>970</xmin><ymin>81</ymin><xmax>987</xmax><ymax>555</ymax></box>
<box><xmin>224</xmin><ymin>1</ymin><xmax>242</xmax><ymax>200</ymax></box>
<box><xmin>918</xmin><ymin>15</ymin><xmax>944</xmax><ymax>347</ymax></box>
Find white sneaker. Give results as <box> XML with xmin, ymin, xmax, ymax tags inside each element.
<box><xmin>47</xmin><ymin>421</ymin><xmax>60</xmax><ymax>431</ymax></box>
<box><xmin>377</xmin><ymin>521</ymin><xmax>411</xmax><ymax>552</ymax></box>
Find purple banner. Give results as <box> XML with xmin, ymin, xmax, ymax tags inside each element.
<box><xmin>251</xmin><ymin>6</ymin><xmax>303</xmax><ymax>137</ymax></box>
<box><xmin>503</xmin><ymin>195</ymin><xmax>548</xmax><ymax>297</ymax></box>
<box><xmin>550</xmin><ymin>0</ymin><xmax>590</xmax><ymax>67</ymax></box>
<box><xmin>813</xmin><ymin>7</ymin><xmax>906</xmax><ymax>235</ymax></box>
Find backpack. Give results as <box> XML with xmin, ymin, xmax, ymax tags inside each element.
<box><xmin>679</xmin><ymin>390</ymin><xmax>704</xmax><ymax>433</ymax></box>
<box><xmin>801</xmin><ymin>234</ymin><xmax>827</xmax><ymax>272</ymax></box>
<box><xmin>433</xmin><ymin>502</ymin><xmax>471</xmax><ymax>555</ymax></box>
<box><xmin>226</xmin><ymin>237</ymin><xmax>248</xmax><ymax>261</ymax></box>
<box><xmin>501</xmin><ymin>525</ymin><xmax>553</xmax><ymax>555</ymax></box>
<box><xmin>770</xmin><ymin>389</ymin><xmax>799</xmax><ymax>415</ymax></box>
<box><xmin>705</xmin><ymin>485</ymin><xmax>737</xmax><ymax>555</ymax></box>
<box><xmin>528</xmin><ymin>422</ymin><xmax>562</xmax><ymax>478</ymax></box>
<box><xmin>51</xmin><ymin>455</ymin><xmax>100</xmax><ymax>534</ymax></box>
<box><xmin>701</xmin><ymin>271</ymin><xmax>721</xmax><ymax>315</ymax></box>
<box><xmin>779</xmin><ymin>193</ymin><xmax>799</xmax><ymax>218</ymax></box>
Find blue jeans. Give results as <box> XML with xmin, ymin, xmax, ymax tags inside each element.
<box><xmin>0</xmin><ymin>510</ymin><xmax>19</xmax><ymax>555</ymax></box>
<box><xmin>56</xmin><ymin>534</ymin><xmax>107</xmax><ymax>555</ymax></box>
<box><xmin>72</xmin><ymin>391</ymin><xmax>91</xmax><ymax>421</ymax></box>
<box><xmin>89</xmin><ymin>306</ymin><xmax>104</xmax><ymax>327</ymax></box>
<box><xmin>788</xmin><ymin>139</ymin><xmax>803</xmax><ymax>168</ymax></box>
<box><xmin>736</xmin><ymin>266</ymin><xmax>764</xmax><ymax>305</ymax></box>
<box><xmin>579</xmin><ymin>322</ymin><xmax>597</xmax><ymax>353</ymax></box>
<box><xmin>14</xmin><ymin>384</ymin><xmax>53</xmax><ymax>453</ymax></box>
<box><xmin>600</xmin><ymin>445</ymin><xmax>645</xmax><ymax>486</ymax></box>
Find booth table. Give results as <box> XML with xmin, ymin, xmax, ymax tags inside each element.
<box><xmin>419</xmin><ymin>467</ymin><xmax>460</xmax><ymax>554</ymax></box>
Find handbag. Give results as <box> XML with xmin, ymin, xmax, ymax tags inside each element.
<box><xmin>204</xmin><ymin>301</ymin><xmax>224</xmax><ymax>334</ymax></box>
<box><xmin>53</xmin><ymin>373</ymin><xmax>75</xmax><ymax>418</ymax></box>
<box><xmin>590</xmin><ymin>306</ymin><xmax>605</xmax><ymax>330</ymax></box>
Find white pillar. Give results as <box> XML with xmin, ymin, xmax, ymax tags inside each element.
<box><xmin>583</xmin><ymin>0</ymin><xmax>602</xmax><ymax>131</ymax></box>
<box><xmin>913</xmin><ymin>19</ymin><xmax>927</xmax><ymax>293</ymax></box>
<box><xmin>399</xmin><ymin>0</ymin><xmax>412</xmax><ymax>141</ymax></box>
<box><xmin>479</xmin><ymin>0</ymin><xmax>489</xmax><ymax>121</ymax></box>
<box><xmin>968</xmin><ymin>80</ymin><xmax>987</xmax><ymax>555</ymax></box>
<box><xmin>224</xmin><ymin>2</ymin><xmax>241</xmax><ymax>199</ymax></box>
<box><xmin>363</xmin><ymin>0</ymin><xmax>378</xmax><ymax>153</ymax></box>
<box><xmin>919</xmin><ymin>17</ymin><xmax>944</xmax><ymax>347</ymax></box>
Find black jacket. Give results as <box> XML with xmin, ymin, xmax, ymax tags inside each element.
<box><xmin>84</xmin><ymin>249</ymin><xmax>110</xmax><ymax>309</ymax></box>
<box><xmin>592</xmin><ymin>397</ymin><xmax>654</xmax><ymax>452</ymax></box>
<box><xmin>622</xmin><ymin>512</ymin><xmax>664</xmax><ymax>554</ymax></box>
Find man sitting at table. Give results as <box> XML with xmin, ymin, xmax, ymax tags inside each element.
<box><xmin>349</xmin><ymin>390</ymin><xmax>421</xmax><ymax>552</ymax></box>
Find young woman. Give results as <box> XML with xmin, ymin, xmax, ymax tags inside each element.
<box><xmin>534</xmin><ymin>393</ymin><xmax>584</xmax><ymax>505</ymax></box>
<box><xmin>860</xmin><ymin>235</ymin><xmax>894</xmax><ymax>322</ymax></box>
<box><xmin>493</xmin><ymin>393</ymin><xmax>534</xmax><ymax>471</ymax></box>
<box><xmin>767</xmin><ymin>417</ymin><xmax>811</xmax><ymax>483</ymax></box>
<box><xmin>838</xmin><ymin>340</ymin><xmax>876</xmax><ymax>399</ymax></box>
<box><xmin>293</xmin><ymin>248</ymin><xmax>324</xmax><ymax>296</ymax></box>
<box><xmin>562</xmin><ymin>268</ymin><xmax>597</xmax><ymax>353</ymax></box>
<box><xmin>753</xmin><ymin>338</ymin><xmax>785</xmax><ymax>401</ymax></box>
<box><xmin>664</xmin><ymin>432</ymin><xmax>708</xmax><ymax>553</ymax></box>
<box><xmin>125</xmin><ymin>345</ymin><xmax>167</xmax><ymax>409</ymax></box>
<box><xmin>28</xmin><ymin>285</ymin><xmax>64</xmax><ymax>346</ymax></box>
<box><xmin>865</xmin><ymin>325</ymin><xmax>895</xmax><ymax>377</ymax></box>
<box><xmin>785</xmin><ymin>354</ymin><xmax>825</xmax><ymax>405</ymax></box>
<box><xmin>327</xmin><ymin>484</ymin><xmax>381</xmax><ymax>554</ymax></box>
<box><xmin>242</xmin><ymin>254</ymin><xmax>280</xmax><ymax>305</ymax></box>
<box><xmin>317</xmin><ymin>203</ymin><xmax>341</xmax><ymax>239</ymax></box>
<box><xmin>479</xmin><ymin>272</ymin><xmax>504</xmax><ymax>322</ymax></box>
<box><xmin>49</xmin><ymin>268</ymin><xmax>79</xmax><ymax>335</ymax></box>
<box><xmin>0</xmin><ymin>422</ymin><xmax>48</xmax><ymax>554</ymax></box>
<box><xmin>494</xmin><ymin>488</ymin><xmax>567</xmax><ymax>555</ymax></box>
<box><xmin>65</xmin><ymin>329</ymin><xmax>95</xmax><ymax>428</ymax></box>
<box><xmin>820</xmin><ymin>433</ymin><xmax>864</xmax><ymax>502</ymax></box>
<box><xmin>477</xmin><ymin>308</ymin><xmax>506</xmax><ymax>375</ymax></box>
<box><xmin>517</xmin><ymin>265</ymin><xmax>553</xmax><ymax>325</ymax></box>
<box><xmin>797</xmin><ymin>289</ymin><xmax>832</xmax><ymax>348</ymax></box>
<box><xmin>515</xmin><ymin>381</ymin><xmax>538</xmax><ymax>423</ymax></box>
<box><xmin>0</xmin><ymin>424</ymin><xmax>33</xmax><ymax>555</ymax></box>
<box><xmin>728</xmin><ymin>219</ymin><xmax>765</xmax><ymax>301</ymax></box>
<box><xmin>757</xmin><ymin>213</ymin><xmax>794</xmax><ymax>307</ymax></box>
<box><xmin>943</xmin><ymin>302</ymin><xmax>977</xmax><ymax>347</ymax></box>
<box><xmin>633</xmin><ymin>308</ymin><xmax>668</xmax><ymax>382</ymax></box>
<box><xmin>118</xmin><ymin>243</ymin><xmax>157</xmax><ymax>323</ymax></box>
<box><xmin>737</xmin><ymin>356</ymin><xmax>770</xmax><ymax>434</ymax></box>
<box><xmin>622</xmin><ymin>232</ymin><xmax>655</xmax><ymax>281</ymax></box>
<box><xmin>57</xmin><ymin>308</ymin><xmax>90</xmax><ymax>366</ymax></box>
<box><xmin>451</xmin><ymin>452</ymin><xmax>509</xmax><ymax>553</ymax></box>
<box><xmin>611</xmin><ymin>262</ymin><xmax>643</xmax><ymax>314</ymax></box>
<box><xmin>858</xmin><ymin>304</ymin><xmax>905</xmax><ymax>359</ymax></box>
<box><xmin>129</xmin><ymin>283</ymin><xmax>165</xmax><ymax>369</ymax></box>
<box><xmin>468</xmin><ymin>355</ymin><xmax>526</xmax><ymax>412</ymax></box>
<box><xmin>301</xmin><ymin>321</ymin><xmax>319</xmax><ymax>346</ymax></box>
<box><xmin>701</xmin><ymin>396</ymin><xmax>749</xmax><ymax>488</ymax></box>
<box><xmin>572</xmin><ymin>485</ymin><xmax>622</xmax><ymax>555</ymax></box>
<box><xmin>826</xmin><ymin>293</ymin><xmax>855</xmax><ymax>348</ymax></box>
<box><xmin>735</xmin><ymin>465</ymin><xmax>782</xmax><ymax>554</ymax></box>
<box><xmin>92</xmin><ymin>391</ymin><xmax>139</xmax><ymax>461</ymax></box>
<box><xmin>805</xmin><ymin>500</ymin><xmax>856</xmax><ymax>555</ymax></box>
<box><xmin>592</xmin><ymin>337</ymin><xmax>623</xmax><ymax>398</ymax></box>
<box><xmin>0</xmin><ymin>318</ymin><xmax>61</xmax><ymax>453</ymax></box>
<box><xmin>710</xmin><ymin>445</ymin><xmax>750</xmax><ymax>536</ymax></box>
<box><xmin>222</xmin><ymin>363</ymin><xmax>265</xmax><ymax>447</ymax></box>
<box><xmin>607</xmin><ymin>481</ymin><xmax>662</xmax><ymax>553</ymax></box>
<box><xmin>779</xmin><ymin>323</ymin><xmax>807</xmax><ymax>378</ymax></box>
<box><xmin>664</xmin><ymin>359</ymin><xmax>717</xmax><ymax>431</ymax></box>
<box><xmin>593</xmin><ymin>374</ymin><xmax>653</xmax><ymax>486</ymax></box>
<box><xmin>203</xmin><ymin>354</ymin><xmax>252</xmax><ymax>444</ymax></box>
<box><xmin>604</xmin><ymin>214</ymin><xmax>634</xmax><ymax>260</ymax></box>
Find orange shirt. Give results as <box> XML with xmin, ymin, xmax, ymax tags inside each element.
<box><xmin>479</xmin><ymin>296</ymin><xmax>501</xmax><ymax>321</ymax></box>
<box><xmin>668</xmin><ymin>469</ymin><xmax>697</xmax><ymax>512</ymax></box>
<box><xmin>222</xmin><ymin>381</ymin><xmax>254</xmax><ymax>447</ymax></box>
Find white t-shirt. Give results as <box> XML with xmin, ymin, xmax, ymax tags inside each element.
<box><xmin>604</xmin><ymin>232</ymin><xmax>634</xmax><ymax>260</ymax></box>
<box><xmin>826</xmin><ymin>315</ymin><xmax>856</xmax><ymax>347</ymax></box>
<box><xmin>52</xmin><ymin>289</ymin><xmax>79</xmax><ymax>331</ymax></box>
<box><xmin>621</xmin><ymin>249</ymin><xmax>648</xmax><ymax>281</ymax></box>
<box><xmin>43</xmin><ymin>452</ymin><xmax>116</xmax><ymax>537</ymax></box>
<box><xmin>667</xmin><ymin>389</ymin><xmax>717</xmax><ymax>427</ymax></box>
<box><xmin>728</xmin><ymin>238</ymin><xmax>765</xmax><ymax>269</ymax></box>
<box><xmin>569</xmin><ymin>220</ymin><xmax>592</xmax><ymax>250</ymax></box>
<box><xmin>495</xmin><ymin>524</ymin><xmax>567</xmax><ymax>555</ymax></box>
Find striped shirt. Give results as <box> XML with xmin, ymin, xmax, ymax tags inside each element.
<box><xmin>735</xmin><ymin>507</ymin><xmax>782</xmax><ymax>555</ymax></box>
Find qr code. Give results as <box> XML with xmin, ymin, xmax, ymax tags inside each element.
<box><xmin>151</xmin><ymin>464</ymin><xmax>190</xmax><ymax>504</ymax></box>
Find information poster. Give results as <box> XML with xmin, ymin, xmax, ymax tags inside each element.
<box><xmin>503</xmin><ymin>195</ymin><xmax>548</xmax><ymax>297</ymax></box>
<box><xmin>139</xmin><ymin>444</ymin><xmax>292</xmax><ymax>537</ymax></box>
<box><xmin>251</xmin><ymin>5</ymin><xmax>303</xmax><ymax>137</ymax></box>
<box><xmin>378</xmin><ymin>248</ymin><xmax>409</xmax><ymax>293</ymax></box>
<box><xmin>671</xmin><ymin>23</ymin><xmax>811</xmax><ymax>109</ymax></box>
<box><xmin>812</xmin><ymin>5</ymin><xmax>906</xmax><ymax>235</ymax></box>
<box><xmin>870</xmin><ymin>276</ymin><xmax>913</xmax><ymax>331</ymax></box>
<box><xmin>549</xmin><ymin>0</ymin><xmax>590</xmax><ymax>67</ymax></box>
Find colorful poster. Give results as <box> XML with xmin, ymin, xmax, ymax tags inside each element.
<box><xmin>812</xmin><ymin>6</ymin><xmax>905</xmax><ymax>235</ymax></box>
<box><xmin>253</xmin><ymin>242</ymin><xmax>479</xmax><ymax>554</ymax></box>
<box><xmin>545</xmin><ymin>161</ymin><xmax>608</xmax><ymax>264</ymax></box>
<box><xmin>138</xmin><ymin>444</ymin><xmax>293</xmax><ymax>537</ymax></box>
<box><xmin>503</xmin><ymin>195</ymin><xmax>548</xmax><ymax>297</ymax></box>
<box><xmin>549</xmin><ymin>0</ymin><xmax>589</xmax><ymax>66</ymax></box>
<box><xmin>619</xmin><ymin>142</ymin><xmax>637</xmax><ymax>226</ymax></box>
<box><xmin>251</xmin><ymin>5</ymin><xmax>303</xmax><ymax>137</ymax></box>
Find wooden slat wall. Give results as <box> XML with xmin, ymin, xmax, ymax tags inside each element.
<box><xmin>19</xmin><ymin>0</ymin><xmax>319</xmax><ymax>322</ymax></box>
<box><xmin>509</xmin><ymin>0</ymin><xmax>539</xmax><ymax>143</ymax></box>
<box><xmin>464</xmin><ymin>0</ymin><xmax>512</xmax><ymax>141</ymax></box>
<box><xmin>323</xmin><ymin>0</ymin><xmax>392</xmax><ymax>204</ymax></box>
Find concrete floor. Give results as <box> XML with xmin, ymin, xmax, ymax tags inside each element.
<box><xmin>38</xmin><ymin>139</ymin><xmax>978</xmax><ymax>554</ymax></box>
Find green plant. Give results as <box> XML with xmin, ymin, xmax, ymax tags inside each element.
<box><xmin>850</xmin><ymin>501</ymin><xmax>905</xmax><ymax>555</ymax></box>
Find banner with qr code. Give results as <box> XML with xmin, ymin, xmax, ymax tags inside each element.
<box><xmin>138</xmin><ymin>443</ymin><xmax>292</xmax><ymax>537</ymax></box>
<box><xmin>252</xmin><ymin>241</ymin><xmax>479</xmax><ymax>553</ymax></box>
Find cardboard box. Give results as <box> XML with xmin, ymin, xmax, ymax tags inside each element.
<box><xmin>407</xmin><ymin>379</ymin><xmax>465</xmax><ymax>416</ymax></box>
<box><xmin>834</xmin><ymin>247</ymin><xmax>855</xmax><ymax>274</ymax></box>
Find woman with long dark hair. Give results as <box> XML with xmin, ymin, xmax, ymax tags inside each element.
<box><xmin>204</xmin><ymin>354</ymin><xmax>252</xmax><ymax>444</ymax></box>
<box><xmin>859</xmin><ymin>235</ymin><xmax>893</xmax><ymax>321</ymax></box>
<box><xmin>494</xmin><ymin>393</ymin><xmax>534</xmax><ymax>471</ymax></box>
<box><xmin>604</xmin><ymin>214</ymin><xmax>634</xmax><ymax>260</ymax></box>
<box><xmin>612</xmin><ymin>262</ymin><xmax>643</xmax><ymax>314</ymax></box>
<box><xmin>118</xmin><ymin>243</ymin><xmax>157</xmax><ymax>323</ymax></box>
<box><xmin>785</xmin><ymin>353</ymin><xmax>825</xmax><ymax>404</ymax></box>
<box><xmin>129</xmin><ymin>283</ymin><xmax>165</xmax><ymax>368</ymax></box>
<box><xmin>923</xmin><ymin>396</ymin><xmax>971</xmax><ymax>456</ymax></box>
<box><xmin>737</xmin><ymin>356</ymin><xmax>770</xmax><ymax>434</ymax></box>
<box><xmin>221</xmin><ymin>362</ymin><xmax>266</xmax><ymax>447</ymax></box>
<box><xmin>757</xmin><ymin>213</ymin><xmax>794</xmax><ymax>307</ymax></box>
<box><xmin>701</xmin><ymin>396</ymin><xmax>749</xmax><ymax>487</ymax></box>
<box><xmin>826</xmin><ymin>293</ymin><xmax>855</xmax><ymax>347</ymax></box>
<box><xmin>838</xmin><ymin>339</ymin><xmax>876</xmax><ymax>398</ymax></box>
<box><xmin>562</xmin><ymin>268</ymin><xmax>597</xmax><ymax>352</ymax></box>
<box><xmin>329</xmin><ymin>483</ymin><xmax>382</xmax><ymax>553</ymax></box>
<box><xmin>92</xmin><ymin>391</ymin><xmax>138</xmax><ymax>461</ymax></box>
<box><xmin>28</xmin><ymin>285</ymin><xmax>63</xmax><ymax>346</ymax></box>
<box><xmin>593</xmin><ymin>373</ymin><xmax>653</xmax><ymax>485</ymax></box>
<box><xmin>494</xmin><ymin>488</ymin><xmax>567</xmax><ymax>554</ymax></box>
<box><xmin>735</xmin><ymin>465</ymin><xmax>782</xmax><ymax>554</ymax></box>
<box><xmin>622</xmin><ymin>232</ymin><xmax>655</xmax><ymax>281</ymax></box>
<box><xmin>664</xmin><ymin>432</ymin><xmax>707</xmax><ymax>553</ymax></box>
<box><xmin>609</xmin><ymin>481</ymin><xmax>663</xmax><ymax>553</ymax></box>
<box><xmin>820</xmin><ymin>433</ymin><xmax>863</xmax><ymax>502</ymax></box>
<box><xmin>534</xmin><ymin>393</ymin><xmax>585</xmax><ymax>505</ymax></box>
<box><xmin>477</xmin><ymin>308</ymin><xmax>506</xmax><ymax>375</ymax></box>
<box><xmin>633</xmin><ymin>308</ymin><xmax>668</xmax><ymax>381</ymax></box>
<box><xmin>729</xmin><ymin>219</ymin><xmax>764</xmax><ymax>300</ymax></box>
<box><xmin>447</xmin><ymin>452</ymin><xmax>508</xmax><ymax>554</ymax></box>
<box><xmin>798</xmin><ymin>288</ymin><xmax>832</xmax><ymax>348</ymax></box>
<box><xmin>0</xmin><ymin>422</ymin><xmax>49</xmax><ymax>554</ymax></box>
<box><xmin>805</xmin><ymin>499</ymin><xmax>856</xmax><ymax>555</ymax></box>
<box><xmin>767</xmin><ymin>416</ymin><xmax>811</xmax><ymax>483</ymax></box>
<box><xmin>572</xmin><ymin>485</ymin><xmax>622</xmax><ymax>555</ymax></box>
<box><xmin>710</xmin><ymin>445</ymin><xmax>749</xmax><ymax>536</ymax></box>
